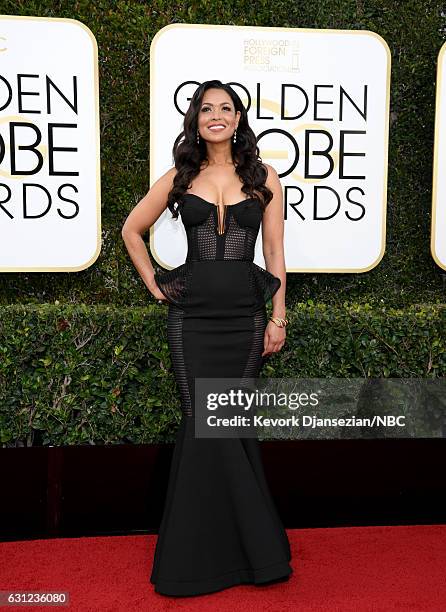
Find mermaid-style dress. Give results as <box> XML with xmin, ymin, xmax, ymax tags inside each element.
<box><xmin>150</xmin><ymin>192</ymin><xmax>292</xmax><ymax>596</ymax></box>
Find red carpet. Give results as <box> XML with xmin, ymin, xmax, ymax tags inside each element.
<box><xmin>0</xmin><ymin>525</ymin><xmax>445</xmax><ymax>611</ymax></box>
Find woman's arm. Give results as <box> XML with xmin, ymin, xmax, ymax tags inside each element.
<box><xmin>261</xmin><ymin>163</ymin><xmax>287</xmax><ymax>356</ymax></box>
<box><xmin>262</xmin><ymin>164</ymin><xmax>286</xmax><ymax>318</ymax></box>
<box><xmin>121</xmin><ymin>167</ymin><xmax>177</xmax><ymax>300</ymax></box>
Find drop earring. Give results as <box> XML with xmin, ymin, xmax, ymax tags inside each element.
<box><xmin>233</xmin><ymin>129</ymin><xmax>237</xmax><ymax>144</ymax></box>
<box><xmin>196</xmin><ymin>130</ymin><xmax>200</xmax><ymax>144</ymax></box>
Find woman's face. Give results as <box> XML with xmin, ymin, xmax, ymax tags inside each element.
<box><xmin>197</xmin><ymin>88</ymin><xmax>241</xmax><ymax>143</ymax></box>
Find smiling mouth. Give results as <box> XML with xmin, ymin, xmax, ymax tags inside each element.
<box><xmin>208</xmin><ymin>125</ymin><xmax>226</xmax><ymax>131</ymax></box>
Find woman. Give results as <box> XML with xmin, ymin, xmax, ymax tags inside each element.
<box><xmin>121</xmin><ymin>80</ymin><xmax>291</xmax><ymax>597</ymax></box>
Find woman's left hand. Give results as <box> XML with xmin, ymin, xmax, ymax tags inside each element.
<box><xmin>262</xmin><ymin>320</ymin><xmax>286</xmax><ymax>357</ymax></box>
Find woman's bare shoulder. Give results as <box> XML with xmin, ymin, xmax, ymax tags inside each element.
<box><xmin>151</xmin><ymin>166</ymin><xmax>178</xmax><ymax>191</ymax></box>
<box><xmin>261</xmin><ymin>162</ymin><xmax>278</xmax><ymax>178</ymax></box>
<box><xmin>261</xmin><ymin>163</ymin><xmax>280</xmax><ymax>188</ymax></box>
<box><xmin>163</xmin><ymin>166</ymin><xmax>178</xmax><ymax>180</ymax></box>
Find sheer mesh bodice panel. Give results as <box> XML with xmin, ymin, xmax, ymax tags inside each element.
<box><xmin>181</xmin><ymin>194</ymin><xmax>261</xmax><ymax>261</ymax></box>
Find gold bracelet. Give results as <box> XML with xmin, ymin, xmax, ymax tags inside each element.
<box><xmin>269</xmin><ymin>316</ymin><xmax>288</xmax><ymax>328</ymax></box>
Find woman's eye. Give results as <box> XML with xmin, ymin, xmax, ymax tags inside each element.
<box><xmin>201</xmin><ymin>106</ymin><xmax>232</xmax><ymax>112</ymax></box>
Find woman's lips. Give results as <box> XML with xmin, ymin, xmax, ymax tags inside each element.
<box><xmin>208</xmin><ymin>125</ymin><xmax>226</xmax><ymax>131</ymax></box>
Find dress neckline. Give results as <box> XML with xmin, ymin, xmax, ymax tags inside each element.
<box><xmin>183</xmin><ymin>192</ymin><xmax>259</xmax><ymax>208</ymax></box>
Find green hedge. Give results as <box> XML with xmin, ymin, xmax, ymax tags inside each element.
<box><xmin>1</xmin><ymin>303</ymin><xmax>445</xmax><ymax>446</ymax></box>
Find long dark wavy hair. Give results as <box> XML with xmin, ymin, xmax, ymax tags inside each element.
<box><xmin>166</xmin><ymin>80</ymin><xmax>273</xmax><ymax>219</ymax></box>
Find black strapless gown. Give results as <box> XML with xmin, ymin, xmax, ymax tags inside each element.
<box><xmin>150</xmin><ymin>193</ymin><xmax>292</xmax><ymax>597</ymax></box>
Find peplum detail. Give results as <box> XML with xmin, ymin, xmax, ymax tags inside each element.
<box><xmin>155</xmin><ymin>261</ymin><xmax>280</xmax><ymax>311</ymax></box>
<box><xmin>154</xmin><ymin>262</ymin><xmax>194</xmax><ymax>308</ymax></box>
<box><xmin>250</xmin><ymin>261</ymin><xmax>281</xmax><ymax>308</ymax></box>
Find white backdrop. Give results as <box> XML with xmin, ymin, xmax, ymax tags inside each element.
<box><xmin>150</xmin><ymin>23</ymin><xmax>390</xmax><ymax>273</ymax></box>
<box><xmin>0</xmin><ymin>15</ymin><xmax>100</xmax><ymax>272</ymax></box>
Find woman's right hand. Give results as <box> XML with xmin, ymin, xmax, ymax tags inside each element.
<box><xmin>148</xmin><ymin>279</ymin><xmax>169</xmax><ymax>303</ymax></box>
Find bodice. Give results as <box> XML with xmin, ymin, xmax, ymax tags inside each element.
<box><xmin>153</xmin><ymin>193</ymin><xmax>281</xmax><ymax>310</ymax></box>
<box><xmin>180</xmin><ymin>193</ymin><xmax>263</xmax><ymax>262</ymax></box>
